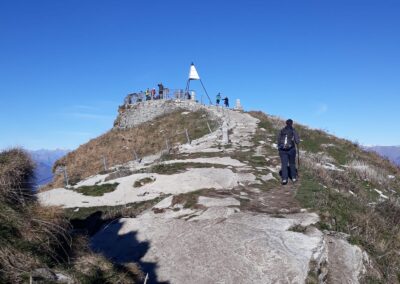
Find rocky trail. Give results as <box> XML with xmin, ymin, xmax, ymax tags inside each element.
<box><xmin>39</xmin><ymin>106</ymin><xmax>368</xmax><ymax>284</ymax></box>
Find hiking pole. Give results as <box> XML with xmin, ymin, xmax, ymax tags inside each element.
<box><xmin>296</xmin><ymin>143</ymin><xmax>300</xmax><ymax>177</ymax></box>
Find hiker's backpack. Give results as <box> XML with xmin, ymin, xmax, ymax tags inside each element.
<box><xmin>279</xmin><ymin>128</ymin><xmax>295</xmax><ymax>149</ymax></box>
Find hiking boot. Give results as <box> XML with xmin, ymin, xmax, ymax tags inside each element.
<box><xmin>281</xmin><ymin>179</ymin><xmax>288</xmax><ymax>185</ymax></box>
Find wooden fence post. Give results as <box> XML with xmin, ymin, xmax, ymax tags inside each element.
<box><xmin>185</xmin><ymin>129</ymin><xmax>191</xmax><ymax>144</ymax></box>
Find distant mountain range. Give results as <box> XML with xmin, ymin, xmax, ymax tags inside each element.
<box><xmin>28</xmin><ymin>149</ymin><xmax>70</xmax><ymax>186</ymax></box>
<box><xmin>365</xmin><ymin>146</ymin><xmax>400</xmax><ymax>166</ymax></box>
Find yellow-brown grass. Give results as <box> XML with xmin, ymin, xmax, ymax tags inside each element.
<box><xmin>0</xmin><ymin>148</ymin><xmax>69</xmax><ymax>282</ymax></box>
<box><xmin>0</xmin><ymin>148</ymin><xmax>35</xmax><ymax>204</ymax></box>
<box><xmin>49</xmin><ymin>109</ymin><xmax>219</xmax><ymax>188</ymax></box>
<box><xmin>0</xmin><ymin>148</ymin><xmax>142</xmax><ymax>283</ymax></box>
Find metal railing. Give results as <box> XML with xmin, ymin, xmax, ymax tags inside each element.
<box><xmin>123</xmin><ymin>88</ymin><xmax>198</xmax><ymax>105</ymax></box>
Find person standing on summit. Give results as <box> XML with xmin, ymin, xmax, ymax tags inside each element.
<box><xmin>158</xmin><ymin>83</ymin><xmax>164</xmax><ymax>99</ymax></box>
<box><xmin>277</xmin><ymin>119</ymin><xmax>300</xmax><ymax>185</ymax></box>
<box><xmin>216</xmin><ymin>93</ymin><xmax>221</xmax><ymax>105</ymax></box>
<box><xmin>223</xmin><ymin>96</ymin><xmax>229</xmax><ymax>108</ymax></box>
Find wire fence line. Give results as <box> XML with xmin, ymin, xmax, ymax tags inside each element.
<box><xmin>52</xmin><ymin>119</ymin><xmax>224</xmax><ymax>188</ymax></box>
<box><xmin>123</xmin><ymin>88</ymin><xmax>200</xmax><ymax>105</ymax></box>
<box><xmin>31</xmin><ymin>106</ymin><xmax>234</xmax><ymax>192</ymax></box>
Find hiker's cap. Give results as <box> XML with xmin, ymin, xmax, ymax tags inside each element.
<box><xmin>286</xmin><ymin>119</ymin><xmax>293</xmax><ymax>126</ymax></box>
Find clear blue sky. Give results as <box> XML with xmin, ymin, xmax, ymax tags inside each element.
<box><xmin>1</xmin><ymin>0</ymin><xmax>399</xmax><ymax>150</ymax></box>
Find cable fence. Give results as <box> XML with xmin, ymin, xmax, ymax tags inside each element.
<box><xmin>124</xmin><ymin>88</ymin><xmax>199</xmax><ymax>105</ymax></box>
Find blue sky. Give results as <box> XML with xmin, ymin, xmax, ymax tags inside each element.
<box><xmin>1</xmin><ymin>0</ymin><xmax>399</xmax><ymax>150</ymax></box>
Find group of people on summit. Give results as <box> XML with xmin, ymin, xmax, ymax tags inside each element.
<box><xmin>124</xmin><ymin>83</ymin><xmax>170</xmax><ymax>105</ymax></box>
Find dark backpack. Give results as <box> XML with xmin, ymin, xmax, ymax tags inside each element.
<box><xmin>279</xmin><ymin>127</ymin><xmax>295</xmax><ymax>149</ymax></box>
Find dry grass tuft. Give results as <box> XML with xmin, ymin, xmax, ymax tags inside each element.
<box><xmin>346</xmin><ymin>160</ymin><xmax>388</xmax><ymax>186</ymax></box>
<box><xmin>70</xmin><ymin>235</ymin><xmax>142</xmax><ymax>283</ymax></box>
<box><xmin>0</xmin><ymin>148</ymin><xmax>144</xmax><ymax>282</ymax></box>
<box><xmin>0</xmin><ymin>148</ymin><xmax>72</xmax><ymax>282</ymax></box>
<box><xmin>0</xmin><ymin>148</ymin><xmax>35</xmax><ymax>205</ymax></box>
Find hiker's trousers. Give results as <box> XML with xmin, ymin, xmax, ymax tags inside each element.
<box><xmin>279</xmin><ymin>147</ymin><xmax>297</xmax><ymax>180</ymax></box>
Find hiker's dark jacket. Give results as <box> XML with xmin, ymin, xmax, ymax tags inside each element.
<box><xmin>277</xmin><ymin>126</ymin><xmax>300</xmax><ymax>150</ymax></box>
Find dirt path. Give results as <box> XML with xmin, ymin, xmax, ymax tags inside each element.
<box><xmin>241</xmin><ymin>185</ymin><xmax>303</xmax><ymax>214</ymax></box>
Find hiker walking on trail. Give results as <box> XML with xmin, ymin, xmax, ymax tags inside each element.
<box><xmin>216</xmin><ymin>93</ymin><xmax>221</xmax><ymax>105</ymax></box>
<box><xmin>278</xmin><ymin>119</ymin><xmax>300</xmax><ymax>185</ymax></box>
<box><xmin>223</xmin><ymin>96</ymin><xmax>229</xmax><ymax>108</ymax></box>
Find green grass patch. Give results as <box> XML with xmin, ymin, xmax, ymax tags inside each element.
<box><xmin>295</xmin><ymin>174</ymin><xmax>326</xmax><ymax>208</ymax></box>
<box><xmin>133</xmin><ymin>177</ymin><xmax>155</xmax><ymax>187</ymax></box>
<box><xmin>150</xmin><ymin>163</ymin><xmax>188</xmax><ymax>175</ymax></box>
<box><xmin>171</xmin><ymin>189</ymin><xmax>214</xmax><ymax>209</ymax></box>
<box><xmin>65</xmin><ymin>197</ymin><xmax>164</xmax><ymax>221</ymax></box>
<box><xmin>249</xmin><ymin>155</ymin><xmax>267</xmax><ymax>167</ymax></box>
<box><xmin>149</xmin><ymin>162</ymin><xmax>226</xmax><ymax>175</ymax></box>
<box><xmin>74</xmin><ymin>183</ymin><xmax>119</xmax><ymax>196</ymax></box>
<box><xmin>326</xmin><ymin>145</ymin><xmax>350</xmax><ymax>165</ymax></box>
<box><xmin>288</xmin><ymin>224</ymin><xmax>308</xmax><ymax>233</ymax></box>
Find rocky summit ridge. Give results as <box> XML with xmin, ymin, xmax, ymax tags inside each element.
<box><xmin>39</xmin><ymin>99</ymin><xmax>400</xmax><ymax>283</ymax></box>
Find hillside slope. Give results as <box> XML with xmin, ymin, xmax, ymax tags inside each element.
<box><xmin>40</xmin><ymin>104</ymin><xmax>400</xmax><ymax>283</ymax></box>
<box><xmin>48</xmin><ymin>109</ymin><xmax>219</xmax><ymax>188</ymax></box>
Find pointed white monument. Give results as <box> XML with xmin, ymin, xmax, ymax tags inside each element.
<box><xmin>185</xmin><ymin>63</ymin><xmax>212</xmax><ymax>104</ymax></box>
<box><xmin>188</xmin><ymin>64</ymin><xmax>200</xmax><ymax>80</ymax></box>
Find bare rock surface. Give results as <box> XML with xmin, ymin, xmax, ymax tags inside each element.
<box><xmin>91</xmin><ymin>212</ymin><xmax>323</xmax><ymax>284</ymax></box>
<box><xmin>261</xmin><ymin>173</ymin><xmax>276</xmax><ymax>182</ymax></box>
<box><xmin>197</xmin><ymin>196</ymin><xmax>240</xmax><ymax>207</ymax></box>
<box><xmin>326</xmin><ymin>235</ymin><xmax>367</xmax><ymax>284</ymax></box>
<box><xmin>39</xmin><ymin>168</ymin><xmax>255</xmax><ymax>208</ymax></box>
<box><xmin>162</xmin><ymin>156</ymin><xmax>246</xmax><ymax>167</ymax></box>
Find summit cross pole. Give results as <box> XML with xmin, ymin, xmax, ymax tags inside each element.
<box><xmin>199</xmin><ymin>79</ymin><xmax>212</xmax><ymax>105</ymax></box>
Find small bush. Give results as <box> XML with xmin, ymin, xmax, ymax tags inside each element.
<box><xmin>133</xmin><ymin>177</ymin><xmax>155</xmax><ymax>187</ymax></box>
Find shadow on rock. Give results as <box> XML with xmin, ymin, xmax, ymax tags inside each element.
<box><xmin>90</xmin><ymin>218</ymin><xmax>169</xmax><ymax>284</ymax></box>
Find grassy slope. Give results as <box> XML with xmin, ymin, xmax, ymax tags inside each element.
<box><xmin>49</xmin><ymin>109</ymin><xmax>219</xmax><ymax>188</ymax></box>
<box><xmin>250</xmin><ymin>111</ymin><xmax>400</xmax><ymax>283</ymax></box>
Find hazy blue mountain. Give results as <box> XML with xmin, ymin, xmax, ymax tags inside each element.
<box><xmin>28</xmin><ymin>149</ymin><xmax>69</xmax><ymax>186</ymax></box>
<box><xmin>365</xmin><ymin>146</ymin><xmax>400</xmax><ymax>166</ymax></box>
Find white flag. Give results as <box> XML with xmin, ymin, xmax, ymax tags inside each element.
<box><xmin>188</xmin><ymin>63</ymin><xmax>200</xmax><ymax>80</ymax></box>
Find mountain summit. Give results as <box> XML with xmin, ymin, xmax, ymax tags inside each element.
<box><xmin>39</xmin><ymin>98</ymin><xmax>400</xmax><ymax>283</ymax></box>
